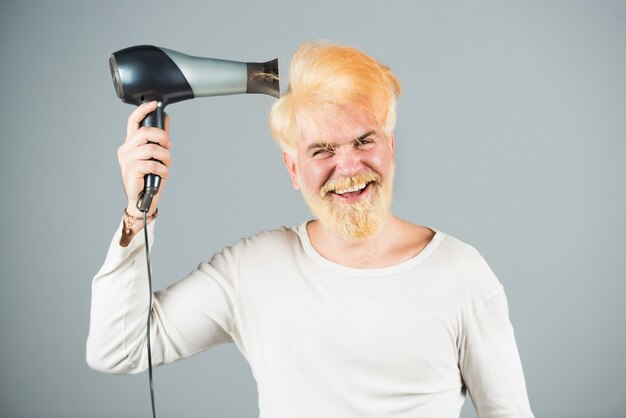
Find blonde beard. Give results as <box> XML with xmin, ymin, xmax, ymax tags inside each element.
<box><xmin>301</xmin><ymin>168</ymin><xmax>394</xmax><ymax>241</ymax></box>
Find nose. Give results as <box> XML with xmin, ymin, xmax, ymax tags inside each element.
<box><xmin>334</xmin><ymin>146</ymin><xmax>361</xmax><ymax>177</ymax></box>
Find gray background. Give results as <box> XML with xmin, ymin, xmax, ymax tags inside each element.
<box><xmin>1</xmin><ymin>1</ymin><xmax>624</xmax><ymax>417</ymax></box>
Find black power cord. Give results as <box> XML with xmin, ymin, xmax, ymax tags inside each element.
<box><xmin>143</xmin><ymin>211</ymin><xmax>157</xmax><ymax>418</ymax></box>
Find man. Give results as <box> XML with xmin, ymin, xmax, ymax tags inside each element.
<box><xmin>87</xmin><ymin>41</ymin><xmax>534</xmax><ymax>417</ymax></box>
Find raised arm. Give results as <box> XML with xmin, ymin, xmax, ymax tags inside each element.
<box><xmin>86</xmin><ymin>104</ymin><xmax>234</xmax><ymax>373</ymax></box>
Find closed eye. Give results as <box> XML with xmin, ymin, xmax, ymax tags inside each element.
<box><xmin>355</xmin><ymin>137</ymin><xmax>376</xmax><ymax>149</ymax></box>
<box><xmin>354</xmin><ymin>130</ymin><xmax>377</xmax><ymax>148</ymax></box>
<box><xmin>311</xmin><ymin>144</ymin><xmax>336</xmax><ymax>158</ymax></box>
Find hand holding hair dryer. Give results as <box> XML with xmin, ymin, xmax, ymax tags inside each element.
<box><xmin>109</xmin><ymin>45</ymin><xmax>279</xmax><ymax>212</ymax></box>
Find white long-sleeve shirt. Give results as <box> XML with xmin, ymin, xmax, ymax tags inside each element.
<box><xmin>87</xmin><ymin>221</ymin><xmax>534</xmax><ymax>418</ymax></box>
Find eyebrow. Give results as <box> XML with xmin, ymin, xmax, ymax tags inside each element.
<box><xmin>306</xmin><ymin>130</ymin><xmax>377</xmax><ymax>154</ymax></box>
<box><xmin>355</xmin><ymin>130</ymin><xmax>376</xmax><ymax>143</ymax></box>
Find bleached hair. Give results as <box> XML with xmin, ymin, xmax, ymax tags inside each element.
<box><xmin>269</xmin><ymin>41</ymin><xmax>401</xmax><ymax>154</ymax></box>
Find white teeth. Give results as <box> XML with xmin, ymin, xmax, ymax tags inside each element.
<box><xmin>336</xmin><ymin>183</ymin><xmax>368</xmax><ymax>195</ymax></box>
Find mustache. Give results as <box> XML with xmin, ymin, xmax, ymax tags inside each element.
<box><xmin>320</xmin><ymin>172</ymin><xmax>382</xmax><ymax>197</ymax></box>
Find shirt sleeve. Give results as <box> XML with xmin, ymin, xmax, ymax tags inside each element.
<box><xmin>458</xmin><ymin>286</ymin><xmax>534</xmax><ymax>418</ymax></box>
<box><xmin>86</xmin><ymin>221</ymin><xmax>236</xmax><ymax>374</ymax></box>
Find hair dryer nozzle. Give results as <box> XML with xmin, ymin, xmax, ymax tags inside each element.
<box><xmin>246</xmin><ymin>59</ymin><xmax>280</xmax><ymax>98</ymax></box>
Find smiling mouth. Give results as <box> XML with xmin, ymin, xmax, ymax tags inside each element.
<box><xmin>332</xmin><ymin>181</ymin><xmax>373</xmax><ymax>198</ymax></box>
<box><xmin>321</xmin><ymin>173</ymin><xmax>381</xmax><ymax>199</ymax></box>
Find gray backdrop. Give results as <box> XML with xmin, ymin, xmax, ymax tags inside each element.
<box><xmin>1</xmin><ymin>1</ymin><xmax>624</xmax><ymax>417</ymax></box>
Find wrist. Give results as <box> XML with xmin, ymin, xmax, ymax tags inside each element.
<box><xmin>124</xmin><ymin>208</ymin><xmax>159</xmax><ymax>235</ymax></box>
<box><xmin>122</xmin><ymin>207</ymin><xmax>158</xmax><ymax>242</ymax></box>
<box><xmin>125</xmin><ymin>202</ymin><xmax>157</xmax><ymax>218</ymax></box>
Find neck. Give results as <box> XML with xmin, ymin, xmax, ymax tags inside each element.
<box><xmin>307</xmin><ymin>214</ymin><xmax>433</xmax><ymax>269</ymax></box>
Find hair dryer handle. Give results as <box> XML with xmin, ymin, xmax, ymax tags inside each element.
<box><xmin>137</xmin><ymin>102</ymin><xmax>165</xmax><ymax>212</ymax></box>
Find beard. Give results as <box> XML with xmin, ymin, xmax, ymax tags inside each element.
<box><xmin>301</xmin><ymin>167</ymin><xmax>395</xmax><ymax>241</ymax></box>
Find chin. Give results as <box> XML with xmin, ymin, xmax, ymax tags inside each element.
<box><xmin>303</xmin><ymin>183</ymin><xmax>393</xmax><ymax>241</ymax></box>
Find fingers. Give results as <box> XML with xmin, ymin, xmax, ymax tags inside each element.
<box><xmin>118</xmin><ymin>144</ymin><xmax>170</xmax><ymax>202</ymax></box>
<box><xmin>122</xmin><ymin>143</ymin><xmax>172</xmax><ymax>168</ymax></box>
<box><xmin>118</xmin><ymin>140</ymin><xmax>172</xmax><ymax>178</ymax></box>
<box><xmin>124</xmin><ymin>126</ymin><xmax>170</xmax><ymax>149</ymax></box>
<box><xmin>126</xmin><ymin>101</ymin><xmax>159</xmax><ymax>137</ymax></box>
<box><xmin>124</xmin><ymin>159</ymin><xmax>170</xmax><ymax>180</ymax></box>
<box><xmin>123</xmin><ymin>103</ymin><xmax>170</xmax><ymax>149</ymax></box>
<box><xmin>118</xmin><ymin>129</ymin><xmax>171</xmax><ymax>200</ymax></box>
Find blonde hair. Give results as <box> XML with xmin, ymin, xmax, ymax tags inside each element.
<box><xmin>269</xmin><ymin>41</ymin><xmax>401</xmax><ymax>154</ymax></box>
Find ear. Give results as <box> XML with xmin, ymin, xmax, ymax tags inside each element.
<box><xmin>390</xmin><ymin>133</ymin><xmax>395</xmax><ymax>159</ymax></box>
<box><xmin>283</xmin><ymin>151</ymin><xmax>300</xmax><ymax>190</ymax></box>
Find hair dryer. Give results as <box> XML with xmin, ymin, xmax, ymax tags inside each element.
<box><xmin>109</xmin><ymin>45</ymin><xmax>279</xmax><ymax>212</ymax></box>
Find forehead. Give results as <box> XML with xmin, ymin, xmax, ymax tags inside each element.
<box><xmin>295</xmin><ymin>107</ymin><xmax>377</xmax><ymax>147</ymax></box>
